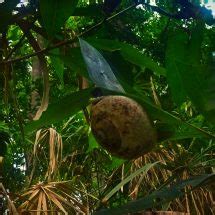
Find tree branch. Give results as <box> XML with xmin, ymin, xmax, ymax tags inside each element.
<box><xmin>1</xmin><ymin>3</ymin><xmax>136</xmax><ymax>65</ymax></box>
<box><xmin>18</xmin><ymin>20</ymin><xmax>50</xmax><ymax>120</ymax></box>
<box><xmin>1</xmin><ymin>1</ymin><xmax>213</xmax><ymax>66</ymax></box>
<box><xmin>142</xmin><ymin>1</ymin><xmax>214</xmax><ymax>23</ymax></box>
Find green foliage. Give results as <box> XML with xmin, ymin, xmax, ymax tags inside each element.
<box><xmin>59</xmin><ymin>47</ymin><xmax>89</xmax><ymax>78</ymax></box>
<box><xmin>25</xmin><ymin>88</ymin><xmax>93</xmax><ymax>133</ymax></box>
<box><xmin>0</xmin><ymin>0</ymin><xmax>214</xmax><ymax>214</ymax></box>
<box><xmin>87</xmin><ymin>38</ymin><xmax>166</xmax><ymax>76</ymax></box>
<box><xmin>50</xmin><ymin>48</ymin><xmax>65</xmax><ymax>85</ymax></box>
<box><xmin>166</xmin><ymin>21</ymin><xmax>215</xmax><ymax>123</ymax></box>
<box><xmin>39</xmin><ymin>0</ymin><xmax>78</xmax><ymax>36</ymax></box>
<box><xmin>166</xmin><ymin>29</ymin><xmax>188</xmax><ymax>105</ymax></box>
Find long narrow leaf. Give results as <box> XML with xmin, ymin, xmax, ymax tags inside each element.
<box><xmin>102</xmin><ymin>162</ymin><xmax>159</xmax><ymax>203</ymax></box>
<box><xmin>128</xmin><ymin>93</ymin><xmax>215</xmax><ymax>140</ymax></box>
<box><xmin>94</xmin><ymin>174</ymin><xmax>215</xmax><ymax>215</ymax></box>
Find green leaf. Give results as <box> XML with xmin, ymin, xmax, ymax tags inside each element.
<box><xmin>25</xmin><ymin>88</ymin><xmax>93</xmax><ymax>133</ymax></box>
<box><xmin>94</xmin><ymin>174</ymin><xmax>215</xmax><ymax>215</ymax></box>
<box><xmin>58</xmin><ymin>47</ymin><xmax>89</xmax><ymax>78</ymax></box>
<box><xmin>39</xmin><ymin>0</ymin><xmax>78</xmax><ymax>36</ymax></box>
<box><xmin>50</xmin><ymin>49</ymin><xmax>64</xmax><ymax>85</ymax></box>
<box><xmin>179</xmin><ymin>23</ymin><xmax>206</xmax><ymax>114</ymax></box>
<box><xmin>102</xmin><ymin>51</ymin><xmax>134</xmax><ymax>93</ymax></box>
<box><xmin>108</xmin><ymin>157</ymin><xmax>125</xmax><ymax>170</ymax></box>
<box><xmin>181</xmin><ymin>22</ymin><xmax>215</xmax><ymax>123</ymax></box>
<box><xmin>121</xmin><ymin>45</ymin><xmax>166</xmax><ymax>76</ymax></box>
<box><xmin>87</xmin><ymin>38</ymin><xmax>166</xmax><ymax>76</ymax></box>
<box><xmin>155</xmin><ymin>122</ymin><xmax>205</xmax><ymax>142</ymax></box>
<box><xmin>127</xmin><ymin>93</ymin><xmax>215</xmax><ymax>140</ymax></box>
<box><xmin>87</xmin><ymin>132</ymin><xmax>99</xmax><ymax>153</ymax></box>
<box><xmin>166</xmin><ymin>22</ymin><xmax>215</xmax><ymax>123</ymax></box>
<box><xmin>79</xmin><ymin>38</ymin><xmax>125</xmax><ymax>93</ymax></box>
<box><xmin>102</xmin><ymin>162</ymin><xmax>159</xmax><ymax>203</ymax></box>
<box><xmin>0</xmin><ymin>121</ymin><xmax>9</xmax><ymax>132</ymax></box>
<box><xmin>165</xmin><ymin>30</ymin><xmax>188</xmax><ymax>105</ymax></box>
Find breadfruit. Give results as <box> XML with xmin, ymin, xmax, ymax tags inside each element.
<box><xmin>90</xmin><ymin>96</ymin><xmax>156</xmax><ymax>159</ymax></box>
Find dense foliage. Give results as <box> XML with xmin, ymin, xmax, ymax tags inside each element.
<box><xmin>0</xmin><ymin>0</ymin><xmax>215</xmax><ymax>214</ymax></box>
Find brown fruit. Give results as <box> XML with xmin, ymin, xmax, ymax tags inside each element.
<box><xmin>90</xmin><ymin>96</ymin><xmax>156</xmax><ymax>159</ymax></box>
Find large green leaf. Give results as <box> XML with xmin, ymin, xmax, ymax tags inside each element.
<box><xmin>179</xmin><ymin>22</ymin><xmax>206</xmax><ymax>114</ymax></box>
<box><xmin>79</xmin><ymin>38</ymin><xmax>125</xmax><ymax>93</ymax></box>
<box><xmin>165</xmin><ymin>30</ymin><xmax>188</xmax><ymax>105</ymax></box>
<box><xmin>50</xmin><ymin>48</ymin><xmax>64</xmax><ymax>85</ymax></box>
<box><xmin>87</xmin><ymin>38</ymin><xmax>166</xmax><ymax>76</ymax></box>
<box><xmin>25</xmin><ymin>88</ymin><xmax>93</xmax><ymax>133</ymax></box>
<box><xmin>39</xmin><ymin>0</ymin><xmax>78</xmax><ymax>36</ymax></box>
<box><xmin>103</xmin><ymin>51</ymin><xmax>134</xmax><ymax>93</ymax></box>
<box><xmin>94</xmin><ymin>174</ymin><xmax>215</xmax><ymax>215</ymax></box>
<box><xmin>181</xmin><ymin>23</ymin><xmax>215</xmax><ymax>123</ymax></box>
<box><xmin>166</xmin><ymin>22</ymin><xmax>215</xmax><ymax>123</ymax></box>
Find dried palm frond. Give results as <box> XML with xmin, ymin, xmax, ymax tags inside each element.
<box><xmin>17</xmin><ymin>181</ymin><xmax>88</xmax><ymax>215</ymax></box>
<box><xmin>29</xmin><ymin>128</ymin><xmax>63</xmax><ymax>183</ymax></box>
<box><xmin>128</xmin><ymin>144</ymin><xmax>215</xmax><ymax>214</ymax></box>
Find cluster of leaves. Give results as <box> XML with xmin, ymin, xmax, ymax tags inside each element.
<box><xmin>0</xmin><ymin>0</ymin><xmax>214</xmax><ymax>214</ymax></box>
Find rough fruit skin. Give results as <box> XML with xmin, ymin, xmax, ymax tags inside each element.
<box><xmin>90</xmin><ymin>96</ymin><xmax>156</xmax><ymax>159</ymax></box>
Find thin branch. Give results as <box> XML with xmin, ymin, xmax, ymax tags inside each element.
<box><xmin>6</xmin><ymin>18</ymin><xmax>40</xmax><ymax>61</ymax></box>
<box><xmin>1</xmin><ymin>0</ymin><xmax>214</xmax><ymax>66</ymax></box>
<box><xmin>17</xmin><ymin>19</ymin><xmax>48</xmax><ymax>39</ymax></box>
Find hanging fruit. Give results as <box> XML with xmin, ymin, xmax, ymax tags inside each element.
<box><xmin>90</xmin><ymin>96</ymin><xmax>157</xmax><ymax>159</ymax></box>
